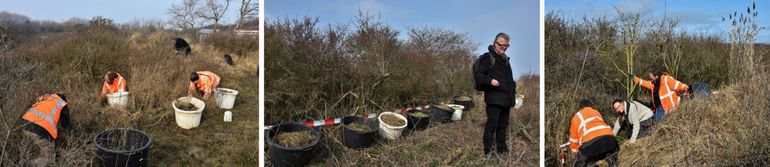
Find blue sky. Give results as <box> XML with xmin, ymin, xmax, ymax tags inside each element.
<box><xmin>0</xmin><ymin>0</ymin><xmax>246</xmax><ymax>25</ymax></box>
<box><xmin>267</xmin><ymin>0</ymin><xmax>541</xmax><ymax>78</ymax></box>
<box><xmin>546</xmin><ymin>0</ymin><xmax>770</xmax><ymax>43</ymax></box>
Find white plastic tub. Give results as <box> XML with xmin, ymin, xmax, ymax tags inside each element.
<box><xmin>514</xmin><ymin>95</ymin><xmax>524</xmax><ymax>109</ymax></box>
<box><xmin>173</xmin><ymin>97</ymin><xmax>205</xmax><ymax>129</ymax></box>
<box><xmin>214</xmin><ymin>88</ymin><xmax>239</xmax><ymax>109</ymax></box>
<box><xmin>377</xmin><ymin>112</ymin><xmax>408</xmax><ymax>140</ymax></box>
<box><xmin>446</xmin><ymin>104</ymin><xmax>465</xmax><ymax>121</ymax></box>
<box><xmin>106</xmin><ymin>92</ymin><xmax>129</xmax><ymax>108</ymax></box>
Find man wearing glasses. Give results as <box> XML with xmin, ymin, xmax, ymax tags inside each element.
<box><xmin>474</xmin><ymin>32</ymin><xmax>516</xmax><ymax>156</ymax></box>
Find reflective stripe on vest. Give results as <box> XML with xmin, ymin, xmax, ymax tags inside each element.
<box><xmin>659</xmin><ymin>76</ymin><xmax>681</xmax><ymax>110</ymax></box>
<box><xmin>644</xmin><ymin>75</ymin><xmax>681</xmax><ymax>112</ymax></box>
<box><xmin>575</xmin><ymin>112</ymin><xmax>611</xmax><ymax>144</ymax></box>
<box><xmin>196</xmin><ymin>71</ymin><xmax>220</xmax><ymax>91</ymax></box>
<box><xmin>23</xmin><ymin>95</ymin><xmax>66</xmax><ymax>139</ymax></box>
<box><xmin>115</xmin><ymin>76</ymin><xmax>124</xmax><ymax>92</ymax></box>
<box><xmin>108</xmin><ymin>74</ymin><xmax>126</xmax><ymax>93</ymax></box>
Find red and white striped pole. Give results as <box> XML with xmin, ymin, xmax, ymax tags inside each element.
<box><xmin>266</xmin><ymin>104</ymin><xmax>431</xmax><ymax>129</ymax></box>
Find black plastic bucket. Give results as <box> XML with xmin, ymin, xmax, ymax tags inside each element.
<box><xmin>690</xmin><ymin>82</ymin><xmax>711</xmax><ymax>99</ymax></box>
<box><xmin>430</xmin><ymin>105</ymin><xmax>454</xmax><ymax>123</ymax></box>
<box><xmin>94</xmin><ymin>128</ymin><xmax>152</xmax><ymax>167</ymax></box>
<box><xmin>340</xmin><ymin>116</ymin><xmax>379</xmax><ymax>149</ymax></box>
<box><xmin>406</xmin><ymin>110</ymin><xmax>431</xmax><ymax>131</ymax></box>
<box><xmin>452</xmin><ymin>96</ymin><xmax>474</xmax><ymax>111</ymax></box>
<box><xmin>267</xmin><ymin>123</ymin><xmax>320</xmax><ymax>167</ymax></box>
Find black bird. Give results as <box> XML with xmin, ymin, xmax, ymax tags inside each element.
<box><xmin>224</xmin><ymin>54</ymin><xmax>234</xmax><ymax>65</ymax></box>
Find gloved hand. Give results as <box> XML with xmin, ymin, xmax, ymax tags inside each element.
<box><xmin>629</xmin><ymin>74</ymin><xmax>635</xmax><ymax>80</ymax></box>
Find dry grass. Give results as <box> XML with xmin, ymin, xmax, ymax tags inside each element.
<box><xmin>266</xmin><ymin>75</ymin><xmax>539</xmax><ymax>166</ymax></box>
<box><xmin>381</xmin><ymin>114</ymin><xmax>405</xmax><ymax>127</ymax></box>
<box><xmin>275</xmin><ymin>131</ymin><xmax>317</xmax><ymax>148</ymax></box>
<box><xmin>619</xmin><ymin>83</ymin><xmax>770</xmax><ymax>166</ymax></box>
<box><xmin>546</xmin><ymin>3</ymin><xmax>770</xmax><ymax>166</ymax></box>
<box><xmin>265</xmin><ymin>14</ymin><xmax>477</xmax><ymax>125</ymax></box>
<box><xmin>0</xmin><ymin>27</ymin><xmax>258</xmax><ymax>166</ymax></box>
<box><xmin>175</xmin><ymin>100</ymin><xmax>199</xmax><ymax>111</ymax></box>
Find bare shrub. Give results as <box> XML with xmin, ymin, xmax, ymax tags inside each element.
<box><xmin>0</xmin><ymin>23</ymin><xmax>257</xmax><ymax>166</ymax></box>
<box><xmin>545</xmin><ymin>7</ymin><xmax>750</xmax><ymax>165</ymax></box>
<box><xmin>265</xmin><ymin>13</ymin><xmax>476</xmax><ymax>124</ymax></box>
<box><xmin>208</xmin><ymin>31</ymin><xmax>258</xmax><ymax>56</ymax></box>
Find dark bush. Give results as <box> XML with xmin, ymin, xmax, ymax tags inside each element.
<box><xmin>265</xmin><ymin>13</ymin><xmax>477</xmax><ymax>124</ymax></box>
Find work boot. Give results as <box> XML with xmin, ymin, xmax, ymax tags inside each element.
<box><xmin>497</xmin><ymin>147</ymin><xmax>509</xmax><ymax>154</ymax></box>
<box><xmin>484</xmin><ymin>148</ymin><xmax>492</xmax><ymax>155</ymax></box>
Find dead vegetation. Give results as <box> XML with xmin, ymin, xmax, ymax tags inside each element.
<box><xmin>546</xmin><ymin>3</ymin><xmax>770</xmax><ymax>166</ymax></box>
<box><xmin>454</xmin><ymin>96</ymin><xmax>472</xmax><ymax>101</ymax></box>
<box><xmin>265</xmin><ymin>12</ymin><xmax>477</xmax><ymax>125</ymax></box>
<box><xmin>175</xmin><ymin>100</ymin><xmax>199</xmax><ymax>111</ymax></box>
<box><xmin>276</xmin><ymin>131</ymin><xmax>316</xmax><ymax>148</ymax></box>
<box><xmin>381</xmin><ymin>114</ymin><xmax>405</xmax><ymax>127</ymax></box>
<box><xmin>620</xmin><ymin>84</ymin><xmax>770</xmax><ymax>166</ymax></box>
<box><xmin>0</xmin><ymin>19</ymin><xmax>258</xmax><ymax>166</ymax></box>
<box><xmin>433</xmin><ymin>104</ymin><xmax>451</xmax><ymax>111</ymax></box>
<box><xmin>346</xmin><ymin>122</ymin><xmax>372</xmax><ymax>132</ymax></box>
<box><xmin>266</xmin><ymin>74</ymin><xmax>539</xmax><ymax>166</ymax></box>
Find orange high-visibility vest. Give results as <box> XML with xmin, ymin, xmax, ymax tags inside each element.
<box><xmin>22</xmin><ymin>94</ymin><xmax>67</xmax><ymax>139</ymax></box>
<box><xmin>100</xmin><ymin>72</ymin><xmax>127</xmax><ymax>99</ymax></box>
<box><xmin>189</xmin><ymin>71</ymin><xmax>221</xmax><ymax>94</ymax></box>
<box><xmin>634</xmin><ymin>74</ymin><xmax>689</xmax><ymax>113</ymax></box>
<box><xmin>569</xmin><ymin>107</ymin><xmax>614</xmax><ymax>152</ymax></box>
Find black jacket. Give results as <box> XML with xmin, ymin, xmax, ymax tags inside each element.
<box><xmin>175</xmin><ymin>38</ymin><xmax>190</xmax><ymax>49</ymax></box>
<box><xmin>475</xmin><ymin>45</ymin><xmax>516</xmax><ymax>107</ymax></box>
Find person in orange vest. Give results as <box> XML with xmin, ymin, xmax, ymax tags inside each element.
<box><xmin>188</xmin><ymin>71</ymin><xmax>221</xmax><ymax>100</ymax></box>
<box><xmin>99</xmin><ymin>71</ymin><xmax>128</xmax><ymax>106</ymax></box>
<box><xmin>632</xmin><ymin>68</ymin><xmax>689</xmax><ymax>122</ymax></box>
<box><xmin>569</xmin><ymin>99</ymin><xmax>618</xmax><ymax>167</ymax></box>
<box><xmin>19</xmin><ymin>93</ymin><xmax>71</xmax><ymax>166</ymax></box>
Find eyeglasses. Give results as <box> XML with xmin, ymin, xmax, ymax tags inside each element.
<box><xmin>495</xmin><ymin>42</ymin><xmax>510</xmax><ymax>48</ymax></box>
<box><xmin>613</xmin><ymin>104</ymin><xmax>622</xmax><ymax>109</ymax></box>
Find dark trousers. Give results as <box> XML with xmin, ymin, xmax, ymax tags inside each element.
<box><xmin>619</xmin><ymin>118</ymin><xmax>653</xmax><ymax>139</ymax></box>
<box><xmin>484</xmin><ymin>104</ymin><xmax>510</xmax><ymax>154</ymax></box>
<box><xmin>654</xmin><ymin>107</ymin><xmax>665</xmax><ymax>122</ymax></box>
<box><xmin>574</xmin><ymin>136</ymin><xmax>619</xmax><ymax>167</ymax></box>
<box><xmin>638</xmin><ymin>118</ymin><xmax>653</xmax><ymax>138</ymax></box>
